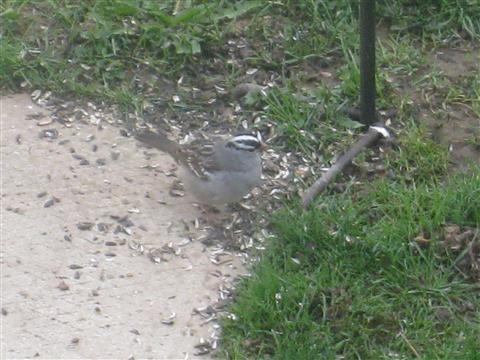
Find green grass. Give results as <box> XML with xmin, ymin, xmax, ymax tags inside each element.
<box><xmin>385</xmin><ymin>124</ymin><xmax>450</xmax><ymax>183</ymax></box>
<box><xmin>444</xmin><ymin>73</ymin><xmax>480</xmax><ymax>117</ymax></box>
<box><xmin>2</xmin><ymin>0</ymin><xmax>479</xmax><ymax>111</ymax></box>
<box><xmin>1</xmin><ymin>1</ymin><xmax>479</xmax><ymax>358</ymax></box>
<box><xmin>380</xmin><ymin>0</ymin><xmax>480</xmax><ymax>42</ymax></box>
<box><xmin>221</xmin><ymin>167</ymin><xmax>480</xmax><ymax>359</ymax></box>
<box><xmin>220</xmin><ymin>121</ymin><xmax>478</xmax><ymax>359</ymax></box>
<box><xmin>1</xmin><ymin>0</ymin><xmax>243</xmax><ymax>107</ymax></box>
<box><xmin>262</xmin><ymin>87</ymin><xmax>357</xmax><ymax>156</ymax></box>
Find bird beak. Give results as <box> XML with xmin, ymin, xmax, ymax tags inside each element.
<box><xmin>256</xmin><ymin>131</ymin><xmax>267</xmax><ymax>151</ymax></box>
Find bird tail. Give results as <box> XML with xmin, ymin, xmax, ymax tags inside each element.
<box><xmin>135</xmin><ymin>130</ymin><xmax>181</xmax><ymax>157</ymax></box>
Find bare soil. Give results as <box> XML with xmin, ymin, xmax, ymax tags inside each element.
<box><xmin>422</xmin><ymin>47</ymin><xmax>480</xmax><ymax>170</ymax></box>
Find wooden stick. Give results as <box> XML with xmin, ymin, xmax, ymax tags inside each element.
<box><xmin>301</xmin><ymin>125</ymin><xmax>388</xmax><ymax>208</ymax></box>
<box><xmin>399</xmin><ymin>332</ymin><xmax>421</xmax><ymax>359</ymax></box>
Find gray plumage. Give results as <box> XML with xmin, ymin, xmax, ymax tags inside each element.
<box><xmin>136</xmin><ymin>130</ymin><xmax>263</xmax><ymax>205</ymax></box>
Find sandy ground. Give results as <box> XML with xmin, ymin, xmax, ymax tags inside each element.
<box><xmin>1</xmin><ymin>94</ymin><xmax>245</xmax><ymax>359</ymax></box>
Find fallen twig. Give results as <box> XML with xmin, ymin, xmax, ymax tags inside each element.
<box><xmin>399</xmin><ymin>331</ymin><xmax>421</xmax><ymax>359</ymax></box>
<box><xmin>301</xmin><ymin>123</ymin><xmax>390</xmax><ymax>208</ymax></box>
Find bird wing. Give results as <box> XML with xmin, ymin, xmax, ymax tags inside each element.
<box><xmin>135</xmin><ymin>130</ymin><xmax>221</xmax><ymax>179</ymax></box>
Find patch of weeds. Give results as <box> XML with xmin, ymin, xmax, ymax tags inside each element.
<box><xmin>280</xmin><ymin>0</ymin><xmax>358</xmax><ymax>59</ymax></box>
<box><xmin>263</xmin><ymin>85</ymin><xmax>364</xmax><ymax>158</ymax></box>
<box><xmin>241</xmin><ymin>0</ymin><xmax>359</xmax><ymax>71</ymax></box>
<box><xmin>337</xmin><ymin>54</ymin><xmax>397</xmax><ymax>109</ymax></box>
<box><xmin>384</xmin><ymin>124</ymin><xmax>449</xmax><ymax>183</ymax></box>
<box><xmin>221</xmin><ymin>169</ymin><xmax>480</xmax><ymax>359</ymax></box>
<box><xmin>472</xmin><ymin>73</ymin><xmax>480</xmax><ymax>116</ymax></box>
<box><xmin>444</xmin><ymin>73</ymin><xmax>480</xmax><ymax>116</ymax></box>
<box><xmin>2</xmin><ymin>0</ymin><xmax>478</xmax><ymax>118</ymax></box>
<box><xmin>379</xmin><ymin>0</ymin><xmax>480</xmax><ymax>41</ymax></box>
<box><xmin>0</xmin><ymin>39</ymin><xmax>25</xmax><ymax>88</ymax></box>
<box><xmin>466</xmin><ymin>128</ymin><xmax>480</xmax><ymax>149</ymax></box>
<box><xmin>417</xmin><ymin>69</ymin><xmax>480</xmax><ymax>114</ymax></box>
<box><xmin>0</xmin><ymin>0</ymin><xmax>258</xmax><ymax>101</ymax></box>
<box><xmin>264</xmin><ymin>88</ymin><xmax>324</xmax><ymax>153</ymax></box>
<box><xmin>379</xmin><ymin>36</ymin><xmax>425</xmax><ymax>71</ymax></box>
<box><xmin>412</xmin><ymin>67</ymin><xmax>450</xmax><ymax>96</ymax></box>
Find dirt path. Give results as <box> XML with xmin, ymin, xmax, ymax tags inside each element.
<box><xmin>1</xmin><ymin>94</ymin><xmax>245</xmax><ymax>359</ymax></box>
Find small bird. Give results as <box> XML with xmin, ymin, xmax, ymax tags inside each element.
<box><xmin>136</xmin><ymin>130</ymin><xmax>265</xmax><ymax>205</ymax></box>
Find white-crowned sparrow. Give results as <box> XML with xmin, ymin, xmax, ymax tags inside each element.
<box><xmin>136</xmin><ymin>130</ymin><xmax>265</xmax><ymax>205</ymax></box>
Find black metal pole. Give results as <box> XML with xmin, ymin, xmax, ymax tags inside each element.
<box><xmin>360</xmin><ymin>0</ymin><xmax>376</xmax><ymax>125</ymax></box>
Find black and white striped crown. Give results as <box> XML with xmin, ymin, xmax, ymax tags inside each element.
<box><xmin>226</xmin><ymin>132</ymin><xmax>263</xmax><ymax>152</ymax></box>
